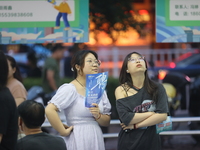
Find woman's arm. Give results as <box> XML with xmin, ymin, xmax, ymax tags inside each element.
<box><xmin>115</xmin><ymin>86</ymin><xmax>155</xmax><ymax>125</ymax></box>
<box><xmin>136</xmin><ymin>113</ymin><xmax>167</xmax><ymax>128</ymax></box>
<box><xmin>45</xmin><ymin>103</ymin><xmax>73</xmax><ymax>136</ymax></box>
<box><xmin>95</xmin><ymin>114</ymin><xmax>111</xmax><ymax>127</ymax></box>
<box><xmin>129</xmin><ymin>112</ymin><xmax>155</xmax><ymax>124</ymax></box>
<box><xmin>121</xmin><ymin>113</ymin><xmax>167</xmax><ymax>130</ymax></box>
<box><xmin>134</xmin><ymin>83</ymin><xmax>169</xmax><ymax>128</ymax></box>
<box><xmin>0</xmin><ymin>133</ymin><xmax>2</xmax><ymax>143</ymax></box>
<box><xmin>89</xmin><ymin>103</ymin><xmax>111</xmax><ymax>127</ymax></box>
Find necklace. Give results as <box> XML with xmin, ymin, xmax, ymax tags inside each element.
<box><xmin>75</xmin><ymin>78</ymin><xmax>85</xmax><ymax>88</ymax></box>
<box><xmin>132</xmin><ymin>85</ymin><xmax>141</xmax><ymax>91</ymax></box>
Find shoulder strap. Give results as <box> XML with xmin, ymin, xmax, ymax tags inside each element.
<box><xmin>132</xmin><ymin>86</ymin><xmax>140</xmax><ymax>92</ymax></box>
<box><xmin>122</xmin><ymin>85</ymin><xmax>128</xmax><ymax>97</ymax></box>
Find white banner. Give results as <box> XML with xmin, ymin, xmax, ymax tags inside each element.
<box><xmin>0</xmin><ymin>1</ymin><xmax>75</xmax><ymax>22</ymax></box>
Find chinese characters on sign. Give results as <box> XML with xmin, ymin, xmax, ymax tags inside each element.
<box><xmin>0</xmin><ymin>5</ymin><xmax>12</xmax><ymax>10</ymax></box>
<box><xmin>0</xmin><ymin>0</ymin><xmax>89</xmax><ymax>44</ymax></box>
<box><xmin>0</xmin><ymin>5</ymin><xmax>33</xmax><ymax>18</ymax></box>
<box><xmin>85</xmin><ymin>72</ymin><xmax>108</xmax><ymax>108</ymax></box>
<box><xmin>156</xmin><ymin>0</ymin><xmax>200</xmax><ymax>43</ymax></box>
<box><xmin>170</xmin><ymin>0</ymin><xmax>200</xmax><ymax>20</ymax></box>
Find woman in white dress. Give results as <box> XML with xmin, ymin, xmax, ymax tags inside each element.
<box><xmin>45</xmin><ymin>50</ymin><xmax>111</xmax><ymax>150</ymax></box>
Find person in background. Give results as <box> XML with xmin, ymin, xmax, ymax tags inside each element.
<box><xmin>64</xmin><ymin>46</ymin><xmax>78</xmax><ymax>78</ymax></box>
<box><xmin>45</xmin><ymin>50</ymin><xmax>111</xmax><ymax>150</ymax></box>
<box><xmin>115</xmin><ymin>52</ymin><xmax>169</xmax><ymax>150</ymax></box>
<box><xmin>16</xmin><ymin>100</ymin><xmax>67</xmax><ymax>150</ymax></box>
<box><xmin>6</xmin><ymin>55</ymin><xmax>27</xmax><ymax>106</ymax></box>
<box><xmin>26</xmin><ymin>51</ymin><xmax>42</xmax><ymax>78</ymax></box>
<box><xmin>0</xmin><ymin>51</ymin><xmax>18</xmax><ymax>150</ymax></box>
<box><xmin>42</xmin><ymin>44</ymin><xmax>65</xmax><ymax>96</ymax></box>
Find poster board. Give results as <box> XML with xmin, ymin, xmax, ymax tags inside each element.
<box><xmin>0</xmin><ymin>0</ymin><xmax>89</xmax><ymax>44</ymax></box>
<box><xmin>156</xmin><ymin>0</ymin><xmax>200</xmax><ymax>43</ymax></box>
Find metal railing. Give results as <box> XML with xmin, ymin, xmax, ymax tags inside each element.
<box><xmin>97</xmin><ymin>47</ymin><xmax>198</xmax><ymax>77</ymax></box>
<box><xmin>42</xmin><ymin>116</ymin><xmax>200</xmax><ymax>138</ymax></box>
<box><xmin>103</xmin><ymin>117</ymin><xmax>200</xmax><ymax>138</ymax></box>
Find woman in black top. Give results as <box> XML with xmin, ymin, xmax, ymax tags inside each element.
<box><xmin>115</xmin><ymin>52</ymin><xmax>169</xmax><ymax>150</ymax></box>
<box><xmin>0</xmin><ymin>51</ymin><xmax>18</xmax><ymax>150</ymax></box>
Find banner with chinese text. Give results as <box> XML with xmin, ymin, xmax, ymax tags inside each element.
<box><xmin>0</xmin><ymin>0</ymin><xmax>89</xmax><ymax>44</ymax></box>
<box><xmin>156</xmin><ymin>0</ymin><xmax>200</xmax><ymax>43</ymax></box>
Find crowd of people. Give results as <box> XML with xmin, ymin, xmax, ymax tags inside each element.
<box><xmin>0</xmin><ymin>45</ymin><xmax>169</xmax><ymax>150</ymax></box>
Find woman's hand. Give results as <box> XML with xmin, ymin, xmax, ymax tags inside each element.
<box><xmin>120</xmin><ymin>123</ymin><xmax>134</xmax><ymax>130</ymax></box>
<box><xmin>61</xmin><ymin>126</ymin><xmax>73</xmax><ymax>137</ymax></box>
<box><xmin>89</xmin><ymin>103</ymin><xmax>100</xmax><ymax>119</ymax></box>
<box><xmin>63</xmin><ymin>124</ymin><xmax>69</xmax><ymax>129</ymax></box>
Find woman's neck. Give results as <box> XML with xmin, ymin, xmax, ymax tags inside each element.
<box><xmin>7</xmin><ymin>76</ymin><xmax>15</xmax><ymax>84</ymax></box>
<box><xmin>76</xmin><ymin>76</ymin><xmax>86</xmax><ymax>87</ymax></box>
<box><xmin>131</xmin><ymin>73</ymin><xmax>145</xmax><ymax>89</ymax></box>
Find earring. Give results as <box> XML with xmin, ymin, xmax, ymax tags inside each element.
<box><xmin>126</xmin><ymin>70</ymin><xmax>129</xmax><ymax>73</ymax></box>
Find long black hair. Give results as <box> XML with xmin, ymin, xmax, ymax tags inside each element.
<box><xmin>119</xmin><ymin>52</ymin><xmax>158</xmax><ymax>102</ymax></box>
<box><xmin>0</xmin><ymin>51</ymin><xmax>8</xmax><ymax>90</ymax></box>
<box><xmin>6</xmin><ymin>55</ymin><xmax>23</xmax><ymax>83</ymax></box>
<box><xmin>71</xmin><ymin>50</ymin><xmax>98</xmax><ymax>78</ymax></box>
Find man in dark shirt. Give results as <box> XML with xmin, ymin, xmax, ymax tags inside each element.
<box><xmin>0</xmin><ymin>51</ymin><xmax>18</xmax><ymax>150</ymax></box>
<box><xmin>16</xmin><ymin>100</ymin><xmax>67</xmax><ymax>150</ymax></box>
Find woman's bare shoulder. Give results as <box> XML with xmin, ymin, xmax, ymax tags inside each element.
<box><xmin>115</xmin><ymin>84</ymin><xmax>128</xmax><ymax>100</ymax></box>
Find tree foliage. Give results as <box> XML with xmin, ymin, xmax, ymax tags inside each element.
<box><xmin>89</xmin><ymin>0</ymin><xmax>146</xmax><ymax>42</ymax></box>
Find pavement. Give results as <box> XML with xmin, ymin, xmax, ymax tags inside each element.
<box><xmin>105</xmin><ymin>109</ymin><xmax>200</xmax><ymax>150</ymax></box>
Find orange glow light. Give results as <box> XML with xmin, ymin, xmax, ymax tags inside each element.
<box><xmin>158</xmin><ymin>70</ymin><xmax>167</xmax><ymax>80</ymax></box>
<box><xmin>138</xmin><ymin>9</ymin><xmax>149</xmax><ymax>15</ymax></box>
<box><xmin>100</xmin><ymin>61</ymin><xmax>123</xmax><ymax>69</ymax></box>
